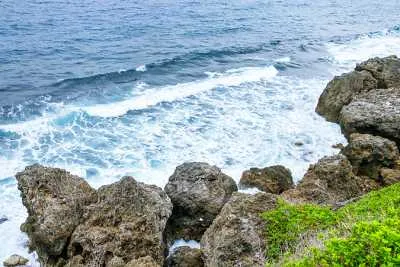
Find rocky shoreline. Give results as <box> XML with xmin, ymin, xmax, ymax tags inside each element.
<box><xmin>5</xmin><ymin>56</ymin><xmax>400</xmax><ymax>267</ymax></box>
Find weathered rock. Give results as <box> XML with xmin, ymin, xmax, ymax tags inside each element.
<box><xmin>316</xmin><ymin>70</ymin><xmax>377</xmax><ymax>122</ymax></box>
<box><xmin>126</xmin><ymin>256</ymin><xmax>160</xmax><ymax>267</ymax></box>
<box><xmin>3</xmin><ymin>254</ymin><xmax>29</xmax><ymax>266</ymax></box>
<box><xmin>68</xmin><ymin>177</ymin><xmax>172</xmax><ymax>266</ymax></box>
<box><xmin>380</xmin><ymin>168</ymin><xmax>400</xmax><ymax>185</ymax></box>
<box><xmin>201</xmin><ymin>192</ymin><xmax>277</xmax><ymax>267</ymax></box>
<box><xmin>339</xmin><ymin>88</ymin><xmax>400</xmax><ymax>145</ymax></box>
<box><xmin>164</xmin><ymin>162</ymin><xmax>237</xmax><ymax>242</ymax></box>
<box><xmin>341</xmin><ymin>133</ymin><xmax>399</xmax><ymax>179</ymax></box>
<box><xmin>16</xmin><ymin>164</ymin><xmax>97</xmax><ymax>264</ymax></box>
<box><xmin>282</xmin><ymin>155</ymin><xmax>363</xmax><ymax>205</ymax></box>
<box><xmin>355</xmin><ymin>55</ymin><xmax>400</xmax><ymax>88</ymax></box>
<box><xmin>239</xmin><ymin>165</ymin><xmax>294</xmax><ymax>194</ymax></box>
<box><xmin>165</xmin><ymin>246</ymin><xmax>204</xmax><ymax>267</ymax></box>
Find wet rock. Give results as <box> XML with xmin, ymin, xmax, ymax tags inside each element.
<box><xmin>201</xmin><ymin>192</ymin><xmax>277</xmax><ymax>267</ymax></box>
<box><xmin>0</xmin><ymin>215</ymin><xmax>7</xmax><ymax>224</ymax></box>
<box><xmin>339</xmin><ymin>88</ymin><xmax>400</xmax><ymax>145</ymax></box>
<box><xmin>68</xmin><ymin>177</ymin><xmax>172</xmax><ymax>266</ymax></box>
<box><xmin>164</xmin><ymin>162</ymin><xmax>237</xmax><ymax>243</ymax></box>
<box><xmin>16</xmin><ymin>164</ymin><xmax>97</xmax><ymax>264</ymax></box>
<box><xmin>341</xmin><ymin>133</ymin><xmax>399</xmax><ymax>179</ymax></box>
<box><xmin>316</xmin><ymin>70</ymin><xmax>377</xmax><ymax>122</ymax></box>
<box><xmin>239</xmin><ymin>165</ymin><xmax>294</xmax><ymax>194</ymax></box>
<box><xmin>282</xmin><ymin>155</ymin><xmax>363</xmax><ymax>205</ymax></box>
<box><xmin>165</xmin><ymin>246</ymin><xmax>204</xmax><ymax>267</ymax></box>
<box><xmin>3</xmin><ymin>254</ymin><xmax>29</xmax><ymax>266</ymax></box>
<box><xmin>355</xmin><ymin>55</ymin><xmax>400</xmax><ymax>88</ymax></box>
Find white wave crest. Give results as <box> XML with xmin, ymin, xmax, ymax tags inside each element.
<box><xmin>83</xmin><ymin>66</ymin><xmax>279</xmax><ymax>117</ymax></box>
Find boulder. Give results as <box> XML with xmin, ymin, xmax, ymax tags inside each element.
<box><xmin>16</xmin><ymin>164</ymin><xmax>97</xmax><ymax>264</ymax></box>
<box><xmin>380</xmin><ymin>168</ymin><xmax>400</xmax><ymax>186</ymax></box>
<box><xmin>3</xmin><ymin>254</ymin><xmax>29</xmax><ymax>267</ymax></box>
<box><xmin>201</xmin><ymin>192</ymin><xmax>277</xmax><ymax>267</ymax></box>
<box><xmin>164</xmin><ymin>162</ymin><xmax>237</xmax><ymax>242</ymax></box>
<box><xmin>67</xmin><ymin>177</ymin><xmax>172</xmax><ymax>266</ymax></box>
<box><xmin>339</xmin><ymin>88</ymin><xmax>400</xmax><ymax>145</ymax></box>
<box><xmin>355</xmin><ymin>55</ymin><xmax>400</xmax><ymax>88</ymax></box>
<box><xmin>239</xmin><ymin>165</ymin><xmax>294</xmax><ymax>194</ymax></box>
<box><xmin>165</xmin><ymin>246</ymin><xmax>204</xmax><ymax>267</ymax></box>
<box><xmin>341</xmin><ymin>133</ymin><xmax>399</xmax><ymax>179</ymax></box>
<box><xmin>282</xmin><ymin>155</ymin><xmax>363</xmax><ymax>205</ymax></box>
<box><xmin>316</xmin><ymin>70</ymin><xmax>377</xmax><ymax>122</ymax></box>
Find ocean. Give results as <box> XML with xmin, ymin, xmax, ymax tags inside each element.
<box><xmin>1</xmin><ymin>0</ymin><xmax>400</xmax><ymax>264</ymax></box>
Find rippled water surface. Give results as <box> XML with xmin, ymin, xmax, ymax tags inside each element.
<box><xmin>1</xmin><ymin>0</ymin><xmax>400</xmax><ymax>263</ymax></box>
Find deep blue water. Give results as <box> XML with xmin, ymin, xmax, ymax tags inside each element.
<box><xmin>1</xmin><ymin>0</ymin><xmax>400</xmax><ymax>264</ymax></box>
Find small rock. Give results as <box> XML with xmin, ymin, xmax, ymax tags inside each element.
<box><xmin>294</xmin><ymin>141</ymin><xmax>304</xmax><ymax>146</ymax></box>
<box><xmin>164</xmin><ymin>162</ymin><xmax>237</xmax><ymax>243</ymax></box>
<box><xmin>341</xmin><ymin>133</ymin><xmax>399</xmax><ymax>180</ymax></box>
<box><xmin>239</xmin><ymin>165</ymin><xmax>294</xmax><ymax>194</ymax></box>
<box><xmin>165</xmin><ymin>246</ymin><xmax>204</xmax><ymax>267</ymax></box>
<box><xmin>3</xmin><ymin>254</ymin><xmax>29</xmax><ymax>266</ymax></box>
<box><xmin>0</xmin><ymin>215</ymin><xmax>8</xmax><ymax>224</ymax></box>
<box><xmin>380</xmin><ymin>168</ymin><xmax>400</xmax><ymax>185</ymax></box>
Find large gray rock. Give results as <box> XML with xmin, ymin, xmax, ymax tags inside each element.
<box><xmin>16</xmin><ymin>164</ymin><xmax>98</xmax><ymax>265</ymax></box>
<box><xmin>339</xmin><ymin>88</ymin><xmax>400</xmax><ymax>145</ymax></box>
<box><xmin>16</xmin><ymin>165</ymin><xmax>173</xmax><ymax>267</ymax></box>
<box><xmin>239</xmin><ymin>165</ymin><xmax>294</xmax><ymax>194</ymax></box>
<box><xmin>67</xmin><ymin>177</ymin><xmax>172</xmax><ymax>266</ymax></box>
<box><xmin>316</xmin><ymin>55</ymin><xmax>400</xmax><ymax>123</ymax></box>
<box><xmin>341</xmin><ymin>133</ymin><xmax>399</xmax><ymax>180</ymax></box>
<box><xmin>316</xmin><ymin>70</ymin><xmax>377</xmax><ymax>122</ymax></box>
<box><xmin>282</xmin><ymin>155</ymin><xmax>370</xmax><ymax>205</ymax></box>
<box><xmin>165</xmin><ymin>246</ymin><xmax>204</xmax><ymax>267</ymax></box>
<box><xmin>355</xmin><ymin>55</ymin><xmax>400</xmax><ymax>88</ymax></box>
<box><xmin>164</xmin><ymin>162</ymin><xmax>237</xmax><ymax>242</ymax></box>
<box><xmin>201</xmin><ymin>192</ymin><xmax>277</xmax><ymax>267</ymax></box>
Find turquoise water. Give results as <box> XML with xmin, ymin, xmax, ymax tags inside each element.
<box><xmin>1</xmin><ymin>0</ymin><xmax>400</xmax><ymax>264</ymax></box>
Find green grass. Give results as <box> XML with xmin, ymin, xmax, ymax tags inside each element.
<box><xmin>261</xmin><ymin>183</ymin><xmax>400</xmax><ymax>266</ymax></box>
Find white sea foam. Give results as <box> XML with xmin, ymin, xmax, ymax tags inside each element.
<box><xmin>83</xmin><ymin>66</ymin><xmax>279</xmax><ymax>117</ymax></box>
<box><xmin>327</xmin><ymin>33</ymin><xmax>400</xmax><ymax>72</ymax></box>
<box><xmin>275</xmin><ymin>56</ymin><xmax>291</xmax><ymax>63</ymax></box>
<box><xmin>136</xmin><ymin>64</ymin><xmax>147</xmax><ymax>72</ymax></box>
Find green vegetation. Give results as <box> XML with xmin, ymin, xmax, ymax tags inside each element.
<box><xmin>262</xmin><ymin>183</ymin><xmax>400</xmax><ymax>266</ymax></box>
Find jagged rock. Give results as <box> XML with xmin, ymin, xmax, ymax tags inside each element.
<box><xmin>201</xmin><ymin>192</ymin><xmax>277</xmax><ymax>267</ymax></box>
<box><xmin>339</xmin><ymin>88</ymin><xmax>400</xmax><ymax>145</ymax></box>
<box><xmin>126</xmin><ymin>256</ymin><xmax>160</xmax><ymax>267</ymax></box>
<box><xmin>282</xmin><ymin>155</ymin><xmax>363</xmax><ymax>205</ymax></box>
<box><xmin>355</xmin><ymin>55</ymin><xmax>400</xmax><ymax>88</ymax></box>
<box><xmin>239</xmin><ymin>165</ymin><xmax>294</xmax><ymax>194</ymax></box>
<box><xmin>316</xmin><ymin>70</ymin><xmax>377</xmax><ymax>122</ymax></box>
<box><xmin>16</xmin><ymin>164</ymin><xmax>97</xmax><ymax>264</ymax></box>
<box><xmin>341</xmin><ymin>133</ymin><xmax>399</xmax><ymax>179</ymax></box>
<box><xmin>165</xmin><ymin>246</ymin><xmax>204</xmax><ymax>267</ymax></box>
<box><xmin>3</xmin><ymin>254</ymin><xmax>29</xmax><ymax>267</ymax></box>
<box><xmin>67</xmin><ymin>177</ymin><xmax>172</xmax><ymax>266</ymax></box>
<box><xmin>164</xmin><ymin>162</ymin><xmax>237</xmax><ymax>243</ymax></box>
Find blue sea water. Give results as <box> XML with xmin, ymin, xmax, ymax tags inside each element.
<box><xmin>1</xmin><ymin>0</ymin><xmax>400</xmax><ymax>264</ymax></box>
